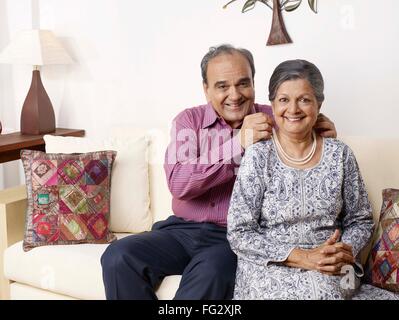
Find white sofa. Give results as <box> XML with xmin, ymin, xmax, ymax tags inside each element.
<box><xmin>1</xmin><ymin>133</ymin><xmax>399</xmax><ymax>300</ymax></box>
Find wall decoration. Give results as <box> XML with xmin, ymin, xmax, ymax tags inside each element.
<box><xmin>223</xmin><ymin>0</ymin><xmax>318</xmax><ymax>46</ymax></box>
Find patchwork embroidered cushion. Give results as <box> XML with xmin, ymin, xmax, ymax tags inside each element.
<box><xmin>365</xmin><ymin>188</ymin><xmax>399</xmax><ymax>292</ymax></box>
<box><xmin>21</xmin><ymin>150</ymin><xmax>117</xmax><ymax>251</ymax></box>
<box><xmin>43</xmin><ymin>134</ymin><xmax>151</xmax><ymax>233</ymax></box>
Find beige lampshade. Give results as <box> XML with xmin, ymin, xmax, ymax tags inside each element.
<box><xmin>0</xmin><ymin>29</ymin><xmax>73</xmax><ymax>66</ymax></box>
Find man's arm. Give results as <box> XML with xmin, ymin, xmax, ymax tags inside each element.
<box><xmin>238</xmin><ymin>112</ymin><xmax>273</xmax><ymax>149</ymax></box>
<box><xmin>164</xmin><ymin>112</ymin><xmax>242</xmax><ymax>200</ymax></box>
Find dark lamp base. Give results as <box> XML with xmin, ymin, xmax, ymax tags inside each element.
<box><xmin>20</xmin><ymin>70</ymin><xmax>56</xmax><ymax>135</ymax></box>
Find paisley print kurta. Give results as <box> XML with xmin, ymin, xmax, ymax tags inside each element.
<box><xmin>227</xmin><ymin>138</ymin><xmax>398</xmax><ymax>300</ymax></box>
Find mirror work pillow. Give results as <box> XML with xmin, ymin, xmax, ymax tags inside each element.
<box><xmin>365</xmin><ymin>188</ymin><xmax>399</xmax><ymax>292</ymax></box>
<box><xmin>21</xmin><ymin>149</ymin><xmax>117</xmax><ymax>251</ymax></box>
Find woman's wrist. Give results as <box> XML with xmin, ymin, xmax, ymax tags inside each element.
<box><xmin>285</xmin><ymin>248</ymin><xmax>309</xmax><ymax>269</ymax></box>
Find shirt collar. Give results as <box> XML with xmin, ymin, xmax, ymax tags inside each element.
<box><xmin>202</xmin><ymin>103</ymin><xmax>220</xmax><ymax>128</ymax></box>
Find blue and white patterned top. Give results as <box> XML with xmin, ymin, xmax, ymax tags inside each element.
<box><xmin>227</xmin><ymin>138</ymin><xmax>378</xmax><ymax>299</ymax></box>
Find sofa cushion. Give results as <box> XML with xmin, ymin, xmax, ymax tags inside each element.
<box><xmin>4</xmin><ymin>236</ymin><xmax>181</xmax><ymax>300</ymax></box>
<box><xmin>109</xmin><ymin>127</ymin><xmax>173</xmax><ymax>223</ymax></box>
<box><xmin>21</xmin><ymin>150</ymin><xmax>117</xmax><ymax>251</ymax></box>
<box><xmin>365</xmin><ymin>188</ymin><xmax>399</xmax><ymax>292</ymax></box>
<box><xmin>44</xmin><ymin>134</ymin><xmax>152</xmax><ymax>233</ymax></box>
<box><xmin>10</xmin><ymin>283</ymin><xmax>77</xmax><ymax>300</ymax></box>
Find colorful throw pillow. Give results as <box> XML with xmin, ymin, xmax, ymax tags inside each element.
<box><xmin>365</xmin><ymin>188</ymin><xmax>399</xmax><ymax>292</ymax></box>
<box><xmin>21</xmin><ymin>149</ymin><xmax>117</xmax><ymax>251</ymax></box>
<box><xmin>43</xmin><ymin>134</ymin><xmax>151</xmax><ymax>233</ymax></box>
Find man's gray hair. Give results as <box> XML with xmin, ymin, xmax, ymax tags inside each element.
<box><xmin>268</xmin><ymin>59</ymin><xmax>325</xmax><ymax>104</ymax></box>
<box><xmin>201</xmin><ymin>44</ymin><xmax>255</xmax><ymax>85</ymax></box>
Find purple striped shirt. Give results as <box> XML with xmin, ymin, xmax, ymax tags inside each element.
<box><xmin>164</xmin><ymin>103</ymin><xmax>273</xmax><ymax>227</ymax></box>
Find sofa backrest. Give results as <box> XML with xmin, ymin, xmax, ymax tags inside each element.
<box><xmin>44</xmin><ymin>128</ymin><xmax>397</xmax><ymax>232</ymax></box>
<box><xmin>110</xmin><ymin>127</ymin><xmax>174</xmax><ymax>224</ymax></box>
<box><xmin>146</xmin><ymin>128</ymin><xmax>173</xmax><ymax>223</ymax></box>
<box><xmin>339</xmin><ymin>136</ymin><xmax>399</xmax><ymax>222</ymax></box>
<box><xmin>147</xmin><ymin>133</ymin><xmax>399</xmax><ymax>225</ymax></box>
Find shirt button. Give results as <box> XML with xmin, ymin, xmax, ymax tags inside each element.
<box><xmin>210</xmin><ymin>202</ymin><xmax>216</xmax><ymax>207</ymax></box>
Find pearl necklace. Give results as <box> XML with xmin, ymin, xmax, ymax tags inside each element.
<box><xmin>272</xmin><ymin>128</ymin><xmax>317</xmax><ymax>166</ymax></box>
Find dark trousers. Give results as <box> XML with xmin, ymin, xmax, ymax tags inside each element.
<box><xmin>101</xmin><ymin>215</ymin><xmax>237</xmax><ymax>300</ymax></box>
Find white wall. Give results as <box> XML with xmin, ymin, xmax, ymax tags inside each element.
<box><xmin>0</xmin><ymin>0</ymin><xmax>33</xmax><ymax>188</ymax></box>
<box><xmin>1</xmin><ymin>0</ymin><xmax>399</xmax><ymax>187</ymax></box>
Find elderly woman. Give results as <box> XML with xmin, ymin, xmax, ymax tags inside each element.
<box><xmin>227</xmin><ymin>59</ymin><xmax>398</xmax><ymax>300</ymax></box>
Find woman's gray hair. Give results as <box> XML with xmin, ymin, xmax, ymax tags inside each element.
<box><xmin>201</xmin><ymin>44</ymin><xmax>255</xmax><ymax>85</ymax></box>
<box><xmin>268</xmin><ymin>59</ymin><xmax>324</xmax><ymax>104</ymax></box>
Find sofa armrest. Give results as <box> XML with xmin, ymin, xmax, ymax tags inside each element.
<box><xmin>0</xmin><ymin>185</ymin><xmax>27</xmax><ymax>300</ymax></box>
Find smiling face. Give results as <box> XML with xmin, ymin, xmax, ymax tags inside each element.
<box><xmin>203</xmin><ymin>52</ymin><xmax>255</xmax><ymax>129</ymax></box>
<box><xmin>272</xmin><ymin>78</ymin><xmax>320</xmax><ymax>138</ymax></box>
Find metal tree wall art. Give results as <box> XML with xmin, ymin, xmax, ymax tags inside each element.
<box><xmin>223</xmin><ymin>0</ymin><xmax>318</xmax><ymax>46</ymax></box>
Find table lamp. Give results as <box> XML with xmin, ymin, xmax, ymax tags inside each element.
<box><xmin>0</xmin><ymin>29</ymin><xmax>73</xmax><ymax>135</ymax></box>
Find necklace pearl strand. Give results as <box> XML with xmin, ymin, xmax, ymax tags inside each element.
<box><xmin>272</xmin><ymin>128</ymin><xmax>317</xmax><ymax>166</ymax></box>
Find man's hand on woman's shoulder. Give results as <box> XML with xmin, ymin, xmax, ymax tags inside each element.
<box><xmin>314</xmin><ymin>113</ymin><xmax>337</xmax><ymax>138</ymax></box>
<box><xmin>239</xmin><ymin>112</ymin><xmax>273</xmax><ymax>149</ymax></box>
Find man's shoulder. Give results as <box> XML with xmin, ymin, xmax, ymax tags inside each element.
<box><xmin>172</xmin><ymin>104</ymin><xmax>209</xmax><ymax>126</ymax></box>
<box><xmin>179</xmin><ymin>104</ymin><xmax>209</xmax><ymax>115</ymax></box>
<box><xmin>254</xmin><ymin>103</ymin><xmax>272</xmax><ymax>115</ymax></box>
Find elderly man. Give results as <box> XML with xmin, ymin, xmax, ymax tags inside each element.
<box><xmin>101</xmin><ymin>44</ymin><xmax>337</xmax><ymax>300</ymax></box>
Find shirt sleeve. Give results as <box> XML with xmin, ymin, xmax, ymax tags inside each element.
<box><xmin>340</xmin><ymin>145</ymin><xmax>375</xmax><ymax>276</ymax></box>
<box><xmin>227</xmin><ymin>143</ymin><xmax>296</xmax><ymax>266</ymax></box>
<box><xmin>164</xmin><ymin>111</ymin><xmax>244</xmax><ymax>200</ymax></box>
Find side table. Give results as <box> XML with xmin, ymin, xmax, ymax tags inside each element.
<box><xmin>0</xmin><ymin>128</ymin><xmax>85</xmax><ymax>164</ymax></box>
